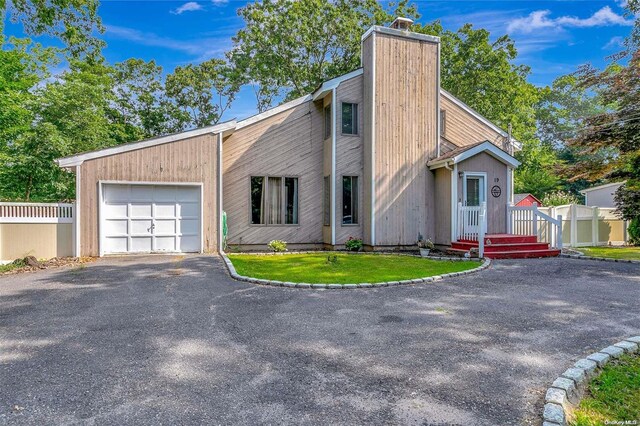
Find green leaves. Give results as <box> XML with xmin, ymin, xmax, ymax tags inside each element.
<box><xmin>229</xmin><ymin>0</ymin><xmax>417</xmax><ymax>112</ymax></box>
<box><xmin>165</xmin><ymin>59</ymin><xmax>239</xmax><ymax>128</ymax></box>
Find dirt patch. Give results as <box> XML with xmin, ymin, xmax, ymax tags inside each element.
<box><xmin>1</xmin><ymin>256</ymin><xmax>95</xmax><ymax>275</ymax></box>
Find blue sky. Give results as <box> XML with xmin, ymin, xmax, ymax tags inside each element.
<box><xmin>5</xmin><ymin>0</ymin><xmax>636</xmax><ymax>121</ymax></box>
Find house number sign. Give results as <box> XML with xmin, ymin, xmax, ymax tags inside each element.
<box><xmin>491</xmin><ymin>185</ymin><xmax>502</xmax><ymax>198</ymax></box>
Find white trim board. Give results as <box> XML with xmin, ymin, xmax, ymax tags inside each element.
<box><xmin>57</xmin><ymin>120</ymin><xmax>237</xmax><ymax>167</ymax></box>
<box><xmin>440</xmin><ymin>89</ymin><xmax>522</xmax><ymax>150</ymax></box>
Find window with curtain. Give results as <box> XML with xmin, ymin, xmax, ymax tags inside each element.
<box><xmin>324</xmin><ymin>105</ymin><xmax>331</xmax><ymax>139</ymax></box>
<box><xmin>440</xmin><ymin>109</ymin><xmax>446</xmax><ymax>137</ymax></box>
<box><xmin>342</xmin><ymin>176</ymin><xmax>358</xmax><ymax>224</ymax></box>
<box><xmin>250</xmin><ymin>176</ymin><xmax>299</xmax><ymax>225</ymax></box>
<box><xmin>323</xmin><ymin>176</ymin><xmax>331</xmax><ymax>226</ymax></box>
<box><xmin>342</xmin><ymin>103</ymin><xmax>358</xmax><ymax>135</ymax></box>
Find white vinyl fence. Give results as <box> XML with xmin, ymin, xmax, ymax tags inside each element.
<box><xmin>508</xmin><ymin>203</ymin><xmax>628</xmax><ymax>248</ymax></box>
<box><xmin>0</xmin><ymin>202</ymin><xmax>75</xmax><ymax>262</ymax></box>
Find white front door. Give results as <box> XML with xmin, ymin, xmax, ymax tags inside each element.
<box><xmin>462</xmin><ymin>173</ymin><xmax>486</xmax><ymax>237</ymax></box>
<box><xmin>101</xmin><ymin>183</ymin><xmax>201</xmax><ymax>255</ymax></box>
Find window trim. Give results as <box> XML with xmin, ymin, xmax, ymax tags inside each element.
<box><xmin>341</xmin><ymin>175</ymin><xmax>359</xmax><ymax>226</ymax></box>
<box><xmin>440</xmin><ymin>109</ymin><xmax>446</xmax><ymax>137</ymax></box>
<box><xmin>323</xmin><ymin>175</ymin><xmax>331</xmax><ymax>227</ymax></box>
<box><xmin>324</xmin><ymin>105</ymin><xmax>332</xmax><ymax>140</ymax></box>
<box><xmin>340</xmin><ymin>102</ymin><xmax>359</xmax><ymax>136</ymax></box>
<box><xmin>249</xmin><ymin>175</ymin><xmax>301</xmax><ymax>227</ymax></box>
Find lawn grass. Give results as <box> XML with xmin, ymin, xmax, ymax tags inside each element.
<box><xmin>580</xmin><ymin>246</ymin><xmax>640</xmax><ymax>261</ymax></box>
<box><xmin>227</xmin><ymin>253</ymin><xmax>479</xmax><ymax>284</ymax></box>
<box><xmin>572</xmin><ymin>354</ymin><xmax>640</xmax><ymax>426</ymax></box>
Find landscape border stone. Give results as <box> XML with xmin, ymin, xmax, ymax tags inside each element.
<box><xmin>219</xmin><ymin>250</ymin><xmax>491</xmax><ymax>289</ymax></box>
<box><xmin>542</xmin><ymin>336</ymin><xmax>640</xmax><ymax>425</ymax></box>
<box><xmin>560</xmin><ymin>248</ymin><xmax>640</xmax><ymax>264</ymax></box>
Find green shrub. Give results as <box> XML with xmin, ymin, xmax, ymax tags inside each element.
<box><xmin>629</xmin><ymin>218</ymin><xmax>640</xmax><ymax>246</ymax></box>
<box><xmin>344</xmin><ymin>237</ymin><xmax>363</xmax><ymax>252</ymax></box>
<box><xmin>267</xmin><ymin>240</ymin><xmax>287</xmax><ymax>252</ymax></box>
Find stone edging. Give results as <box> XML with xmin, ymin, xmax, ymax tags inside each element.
<box><xmin>559</xmin><ymin>250</ymin><xmax>640</xmax><ymax>264</ymax></box>
<box><xmin>542</xmin><ymin>336</ymin><xmax>640</xmax><ymax>425</ymax></box>
<box><xmin>219</xmin><ymin>251</ymin><xmax>491</xmax><ymax>289</ymax></box>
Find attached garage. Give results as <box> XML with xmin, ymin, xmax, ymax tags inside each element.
<box><xmin>56</xmin><ymin>120</ymin><xmax>236</xmax><ymax>257</ymax></box>
<box><xmin>100</xmin><ymin>183</ymin><xmax>202</xmax><ymax>255</ymax></box>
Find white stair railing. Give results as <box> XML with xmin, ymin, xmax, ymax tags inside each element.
<box><xmin>457</xmin><ymin>202</ymin><xmax>487</xmax><ymax>258</ymax></box>
<box><xmin>507</xmin><ymin>203</ymin><xmax>562</xmax><ymax>249</ymax></box>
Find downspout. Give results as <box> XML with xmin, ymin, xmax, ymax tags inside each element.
<box><xmin>370</xmin><ymin>32</ymin><xmax>377</xmax><ymax>247</ymax></box>
<box><xmin>74</xmin><ymin>165</ymin><xmax>81</xmax><ymax>258</ymax></box>
<box><xmin>331</xmin><ymin>87</ymin><xmax>337</xmax><ymax>247</ymax></box>
<box><xmin>436</xmin><ymin>41</ymin><xmax>441</xmax><ymax>158</ymax></box>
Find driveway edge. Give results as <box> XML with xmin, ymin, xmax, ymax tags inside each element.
<box><xmin>219</xmin><ymin>251</ymin><xmax>491</xmax><ymax>289</ymax></box>
<box><xmin>559</xmin><ymin>253</ymin><xmax>640</xmax><ymax>264</ymax></box>
<box><xmin>542</xmin><ymin>336</ymin><xmax>640</xmax><ymax>425</ymax></box>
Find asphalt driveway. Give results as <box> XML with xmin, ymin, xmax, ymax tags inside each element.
<box><xmin>1</xmin><ymin>255</ymin><xmax>638</xmax><ymax>425</ymax></box>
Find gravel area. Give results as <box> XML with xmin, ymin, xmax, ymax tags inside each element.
<box><xmin>1</xmin><ymin>254</ymin><xmax>638</xmax><ymax>425</ymax></box>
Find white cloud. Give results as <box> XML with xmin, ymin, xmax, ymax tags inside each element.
<box><xmin>603</xmin><ymin>35</ymin><xmax>625</xmax><ymax>50</ymax></box>
<box><xmin>105</xmin><ymin>24</ymin><xmax>228</xmax><ymax>62</ymax></box>
<box><xmin>507</xmin><ymin>6</ymin><xmax>633</xmax><ymax>34</ymax></box>
<box><xmin>211</xmin><ymin>0</ymin><xmax>228</xmax><ymax>5</ymax></box>
<box><xmin>171</xmin><ymin>2</ymin><xmax>203</xmax><ymax>15</ymax></box>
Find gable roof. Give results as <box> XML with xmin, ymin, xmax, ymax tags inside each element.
<box><xmin>579</xmin><ymin>181</ymin><xmax>625</xmax><ymax>194</ymax></box>
<box><xmin>56</xmin><ymin>120</ymin><xmax>237</xmax><ymax>168</ymax></box>
<box><xmin>514</xmin><ymin>193</ymin><xmax>542</xmax><ymax>205</ymax></box>
<box><xmin>428</xmin><ymin>140</ymin><xmax>520</xmax><ymax>170</ymax></box>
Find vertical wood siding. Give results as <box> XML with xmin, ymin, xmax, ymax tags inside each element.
<box><xmin>434</xmin><ymin>168</ymin><xmax>452</xmax><ymax>245</ymax></box>
<box><xmin>335</xmin><ymin>75</ymin><xmax>364</xmax><ymax>245</ymax></box>
<box><xmin>440</xmin><ymin>95</ymin><xmax>506</xmax><ymax>150</ymax></box>
<box><xmin>457</xmin><ymin>152</ymin><xmax>508</xmax><ymax>234</ymax></box>
<box><xmin>371</xmin><ymin>32</ymin><xmax>439</xmax><ymax>246</ymax></box>
<box><xmin>222</xmin><ymin>101</ymin><xmax>324</xmax><ymax>247</ymax></box>
<box><xmin>79</xmin><ymin>134</ymin><xmax>217</xmax><ymax>257</ymax></box>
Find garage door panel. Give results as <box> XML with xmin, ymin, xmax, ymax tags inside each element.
<box><xmin>104</xmin><ymin>185</ymin><xmax>130</xmax><ymax>202</ymax></box>
<box><xmin>154</xmin><ymin>203</ymin><xmax>176</xmax><ymax>218</ymax></box>
<box><xmin>177</xmin><ymin>187</ymin><xmax>200</xmax><ymax>202</ymax></box>
<box><xmin>130</xmin><ymin>203</ymin><xmax>152</xmax><ymax>218</ymax></box>
<box><xmin>101</xmin><ymin>183</ymin><xmax>201</xmax><ymax>255</ymax></box>
<box><xmin>131</xmin><ymin>237</ymin><xmax>152</xmax><ymax>252</ymax></box>
<box><xmin>155</xmin><ymin>219</ymin><xmax>176</xmax><ymax>234</ymax></box>
<box><xmin>104</xmin><ymin>203</ymin><xmax>128</xmax><ymax>218</ymax></box>
<box><xmin>130</xmin><ymin>220</ymin><xmax>153</xmax><ymax>235</ymax></box>
<box><xmin>105</xmin><ymin>219</ymin><xmax>128</xmax><ymax>236</ymax></box>
<box><xmin>179</xmin><ymin>203</ymin><xmax>199</xmax><ymax>218</ymax></box>
<box><xmin>180</xmin><ymin>236</ymin><xmax>200</xmax><ymax>252</ymax></box>
<box><xmin>130</xmin><ymin>185</ymin><xmax>154</xmax><ymax>201</ymax></box>
<box><xmin>105</xmin><ymin>237</ymin><xmax>128</xmax><ymax>253</ymax></box>
<box><xmin>181</xmin><ymin>219</ymin><xmax>199</xmax><ymax>235</ymax></box>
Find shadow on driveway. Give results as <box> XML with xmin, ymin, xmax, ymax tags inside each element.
<box><xmin>1</xmin><ymin>255</ymin><xmax>638</xmax><ymax>425</ymax></box>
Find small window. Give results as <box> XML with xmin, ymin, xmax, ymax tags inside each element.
<box><xmin>342</xmin><ymin>176</ymin><xmax>359</xmax><ymax>224</ymax></box>
<box><xmin>324</xmin><ymin>105</ymin><xmax>331</xmax><ymax>139</ymax></box>
<box><xmin>250</xmin><ymin>176</ymin><xmax>299</xmax><ymax>225</ymax></box>
<box><xmin>440</xmin><ymin>109</ymin><xmax>446</xmax><ymax>137</ymax></box>
<box><xmin>342</xmin><ymin>103</ymin><xmax>358</xmax><ymax>135</ymax></box>
<box><xmin>251</xmin><ymin>176</ymin><xmax>265</xmax><ymax>224</ymax></box>
<box><xmin>284</xmin><ymin>177</ymin><xmax>298</xmax><ymax>225</ymax></box>
<box><xmin>323</xmin><ymin>176</ymin><xmax>331</xmax><ymax>226</ymax></box>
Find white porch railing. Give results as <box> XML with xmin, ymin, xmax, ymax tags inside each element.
<box><xmin>0</xmin><ymin>202</ymin><xmax>74</xmax><ymax>224</ymax></box>
<box><xmin>507</xmin><ymin>203</ymin><xmax>563</xmax><ymax>249</ymax></box>
<box><xmin>457</xmin><ymin>202</ymin><xmax>487</xmax><ymax>257</ymax></box>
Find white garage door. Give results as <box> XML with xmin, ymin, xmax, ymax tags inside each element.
<box><xmin>101</xmin><ymin>183</ymin><xmax>201</xmax><ymax>255</ymax></box>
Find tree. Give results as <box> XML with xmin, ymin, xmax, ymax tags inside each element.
<box><xmin>415</xmin><ymin>22</ymin><xmax>539</xmax><ymax>143</ymax></box>
<box><xmin>229</xmin><ymin>0</ymin><xmax>417</xmax><ymax>112</ymax></box>
<box><xmin>569</xmin><ymin>48</ymin><xmax>640</xmax><ymax>239</ymax></box>
<box><xmin>113</xmin><ymin>59</ymin><xmax>183</xmax><ymax>139</ymax></box>
<box><xmin>2</xmin><ymin>0</ymin><xmax>104</xmax><ymax>57</ymax></box>
<box><xmin>165</xmin><ymin>59</ymin><xmax>239</xmax><ymax>128</ymax></box>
